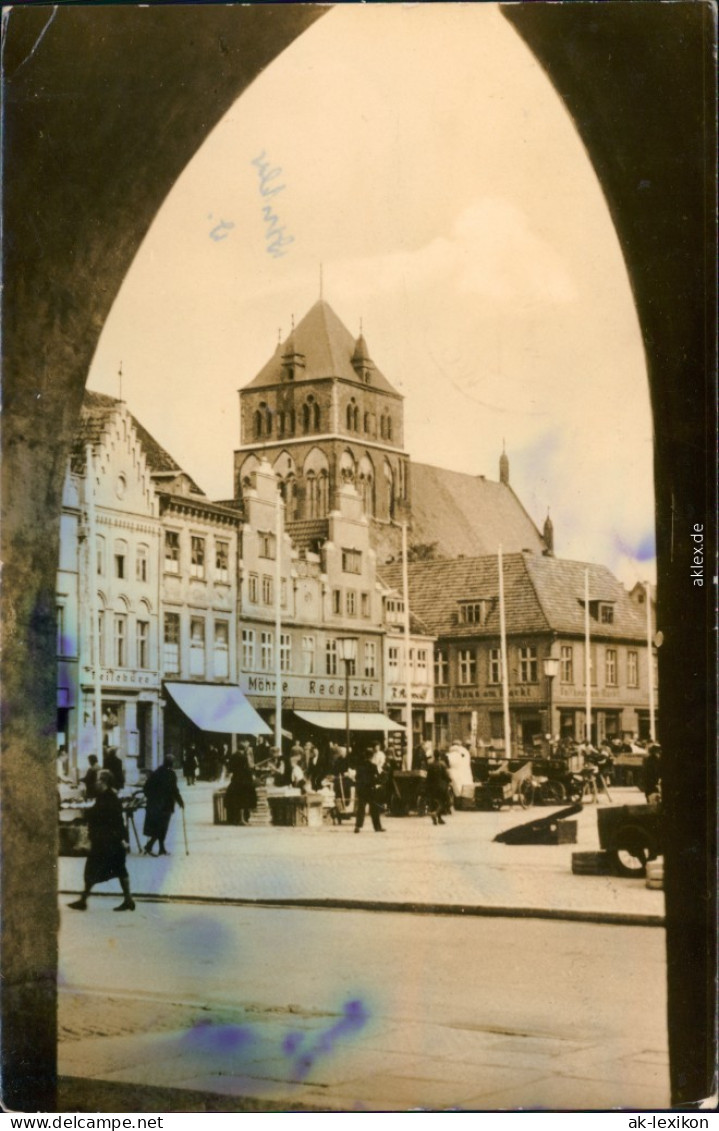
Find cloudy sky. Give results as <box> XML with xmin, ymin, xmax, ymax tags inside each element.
<box><xmin>88</xmin><ymin>3</ymin><xmax>655</xmax><ymax>586</ymax></box>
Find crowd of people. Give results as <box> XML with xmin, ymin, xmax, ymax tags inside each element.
<box><xmin>62</xmin><ymin>729</ymin><xmax>661</xmax><ymax>913</ymax></box>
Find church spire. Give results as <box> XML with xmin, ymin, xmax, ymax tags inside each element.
<box><xmin>543</xmin><ymin>509</ymin><xmax>555</xmax><ymax>555</ymax></box>
<box><xmin>499</xmin><ymin>441</ymin><xmax>510</xmax><ymax>485</ymax></box>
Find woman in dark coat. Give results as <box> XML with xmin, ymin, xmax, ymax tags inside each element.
<box><xmin>68</xmin><ymin>770</ymin><xmax>135</xmax><ymax>911</ymax></box>
<box><xmin>225</xmin><ymin>748</ymin><xmax>257</xmax><ymax>826</ymax></box>
<box><xmin>425</xmin><ymin>750</ymin><xmax>453</xmax><ymax>826</ymax></box>
<box><xmin>142</xmin><ymin>756</ymin><xmax>185</xmax><ymax>855</ymax></box>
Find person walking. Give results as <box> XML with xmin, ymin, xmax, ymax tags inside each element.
<box><xmin>225</xmin><ymin>747</ymin><xmax>258</xmax><ymax>826</ymax></box>
<box><xmin>424</xmin><ymin>749</ymin><xmax>453</xmax><ymax>826</ymax></box>
<box><xmin>104</xmin><ymin>748</ymin><xmax>125</xmax><ymax>791</ymax></box>
<box><xmin>68</xmin><ymin>770</ymin><xmax>135</xmax><ymax>912</ymax></box>
<box><xmin>354</xmin><ymin>749</ymin><xmax>386</xmax><ymax>834</ymax></box>
<box><xmin>182</xmin><ymin>744</ymin><xmax>198</xmax><ymax>787</ymax></box>
<box><xmin>82</xmin><ymin>755</ymin><xmax>100</xmax><ymax>800</ymax></box>
<box><xmin>142</xmin><ymin>756</ymin><xmax>185</xmax><ymax>855</ymax></box>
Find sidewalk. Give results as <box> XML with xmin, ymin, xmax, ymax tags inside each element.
<box><xmin>58</xmin><ymin>783</ymin><xmax>664</xmax><ymax>923</ymax></box>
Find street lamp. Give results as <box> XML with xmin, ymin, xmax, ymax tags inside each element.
<box><xmin>543</xmin><ymin>655</ymin><xmax>560</xmax><ymax>745</ymax></box>
<box><xmin>336</xmin><ymin>636</ymin><xmax>358</xmax><ymax>763</ymax></box>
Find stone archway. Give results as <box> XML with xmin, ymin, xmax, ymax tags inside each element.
<box><xmin>1</xmin><ymin>5</ymin><xmax>326</xmax><ymax>1110</ymax></box>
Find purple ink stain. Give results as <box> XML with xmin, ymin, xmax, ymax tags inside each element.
<box><xmin>282</xmin><ymin>1031</ymin><xmax>305</xmax><ymax>1056</ymax></box>
<box><xmin>286</xmin><ymin>999</ymin><xmax>369</xmax><ymax>1080</ymax></box>
<box><xmin>614</xmin><ymin>530</ymin><xmax>656</xmax><ymax>562</ymax></box>
<box><xmin>181</xmin><ymin>1018</ymin><xmax>255</xmax><ymax>1055</ymax></box>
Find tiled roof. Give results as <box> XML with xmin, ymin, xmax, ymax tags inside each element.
<box><xmin>245</xmin><ymin>300</ymin><xmax>401</xmax><ymax>397</ymax></box>
<box><xmin>408</xmin><ymin>462</ymin><xmax>546</xmax><ymax>559</ymax></box>
<box><xmin>380</xmin><ymin>552</ymin><xmax>646</xmax><ymax>641</ymax></box>
<box><xmin>71</xmin><ymin>390</ymin><xmax>203</xmax><ymax>494</ymax></box>
<box><xmin>285</xmin><ymin>517</ymin><xmax>330</xmax><ymax>553</ymax></box>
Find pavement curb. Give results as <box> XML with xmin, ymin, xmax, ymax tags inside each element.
<box><xmin>59</xmin><ymin>889</ymin><xmax>665</xmax><ymax>928</ymax></box>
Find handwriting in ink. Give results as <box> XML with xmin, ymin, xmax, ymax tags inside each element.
<box><xmin>251</xmin><ymin>151</ymin><xmax>295</xmax><ymax>259</ymax></box>
<box><xmin>209</xmin><ymin>216</ymin><xmax>235</xmax><ymax>242</ymax></box>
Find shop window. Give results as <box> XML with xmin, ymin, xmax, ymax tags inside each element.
<box><xmin>56</xmin><ymin>604</ymin><xmax>66</xmax><ymax>657</ymax></box>
<box><xmin>242</xmin><ymin>628</ymin><xmax>255</xmax><ymax>670</ymax></box>
<box><xmin>114</xmin><ymin>542</ymin><xmax>127</xmax><ymax>580</ymax></box>
<box><xmin>342</xmin><ymin>549</ymin><xmax>362</xmax><ymax>574</ymax></box>
<box><xmin>136</xmin><ymin>545</ymin><xmax>148</xmax><ymax>583</ymax></box>
<box><xmin>259</xmin><ymin>532</ymin><xmax>276</xmax><ymax>560</ymax></box>
<box><xmin>190</xmin><ymin>536</ymin><xmax>205</xmax><ymax>580</ymax></box>
<box><xmin>458</xmin><ymin>649</ymin><xmax>477</xmax><ymax>685</ymax></box>
<box><xmin>164</xmin><ymin>530</ymin><xmax>180</xmax><ymax>575</ymax></box>
<box><xmin>215</xmin><ymin>540</ymin><xmax>229</xmax><ymax>583</ymax></box>
<box><xmin>561</xmin><ymin>645</ymin><xmax>574</xmax><ymax>684</ymax></box>
<box><xmin>518</xmin><ymin>646</ymin><xmax>538</xmax><ymax>684</ymax></box>
<box><xmin>302</xmin><ymin>635</ymin><xmax>315</xmax><ymax>675</ymax></box>
<box><xmin>261</xmin><ymin>631</ymin><xmax>274</xmax><ymax>672</ymax></box>
<box><xmin>605</xmin><ymin>648</ymin><xmax>618</xmax><ymax>687</ymax></box>
<box><xmin>190</xmin><ymin>617</ymin><xmax>205</xmax><ymax>677</ymax></box>
<box><xmin>114</xmin><ymin>614</ymin><xmax>127</xmax><ymax>667</ymax></box>
<box><xmin>164</xmin><ymin>613</ymin><xmax>180</xmax><ymax>673</ymax></box>
<box><xmin>97</xmin><ymin>609</ymin><xmax>105</xmax><ymax>667</ymax></box>
<box><xmin>214</xmin><ymin>620</ymin><xmax>229</xmax><ymax>679</ymax></box>
<box><xmin>137</xmin><ymin>620</ymin><xmax>149</xmax><ymax>669</ymax></box>
<box><xmin>96</xmin><ymin>535</ymin><xmax>105</xmax><ymax>576</ymax></box>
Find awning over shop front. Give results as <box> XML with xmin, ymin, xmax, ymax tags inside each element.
<box><xmin>293</xmin><ymin>710</ymin><xmax>405</xmax><ymax>732</ymax></box>
<box><xmin>165</xmin><ymin>682</ymin><xmax>271</xmax><ymax>736</ymax></box>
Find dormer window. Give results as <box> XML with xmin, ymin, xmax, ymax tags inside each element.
<box><xmin>599</xmin><ymin>603</ymin><xmax>615</xmax><ymax>625</ymax></box>
<box><xmin>581</xmin><ymin>598</ymin><xmax>616</xmax><ymax>624</ymax></box>
<box><xmin>458</xmin><ymin>599</ymin><xmax>492</xmax><ymax>625</ymax></box>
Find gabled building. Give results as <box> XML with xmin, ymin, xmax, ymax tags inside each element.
<box><xmin>66</xmin><ymin>392</ymin><xmax>164</xmax><ymax>783</ymax></box>
<box><xmin>381</xmin><ymin>550</ymin><xmax>658</xmax><ymax>753</ymax></box>
<box><xmin>234</xmin><ymin>297</ymin><xmax>551</xmax><ymax>564</ymax></box>
<box><xmin>238</xmin><ymin>459</ymin><xmax>394</xmax><ymax>745</ymax></box>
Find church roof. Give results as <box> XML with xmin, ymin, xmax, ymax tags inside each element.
<box><xmin>71</xmin><ymin>390</ymin><xmax>204</xmax><ymax>495</ymax></box>
<box><xmin>380</xmin><ymin>553</ymin><xmax>646</xmax><ymax>641</ymax></box>
<box><xmin>408</xmin><ymin>462</ymin><xmax>546</xmax><ymax>559</ymax></box>
<box><xmin>246</xmin><ymin>299</ymin><xmax>401</xmax><ymax>397</ymax></box>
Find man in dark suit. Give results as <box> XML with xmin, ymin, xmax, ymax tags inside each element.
<box><xmin>354</xmin><ymin>749</ymin><xmax>386</xmax><ymax>834</ymax></box>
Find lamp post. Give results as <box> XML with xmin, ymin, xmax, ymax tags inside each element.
<box><xmin>336</xmin><ymin>636</ymin><xmax>358</xmax><ymax>763</ymax></box>
<box><xmin>543</xmin><ymin>655</ymin><xmax>560</xmax><ymax>745</ymax></box>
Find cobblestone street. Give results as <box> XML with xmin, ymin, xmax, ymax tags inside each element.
<box><xmin>57</xmin><ymin>783</ymin><xmax>668</xmax><ymax>1111</ymax></box>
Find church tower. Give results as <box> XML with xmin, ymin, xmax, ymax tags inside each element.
<box><xmin>234</xmin><ymin>299</ymin><xmax>411</xmax><ymax>538</ymax></box>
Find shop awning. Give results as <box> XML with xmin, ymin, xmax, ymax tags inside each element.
<box><xmin>293</xmin><ymin>710</ymin><xmax>405</xmax><ymax>732</ymax></box>
<box><xmin>165</xmin><ymin>682</ymin><xmax>271</xmax><ymax>736</ymax></box>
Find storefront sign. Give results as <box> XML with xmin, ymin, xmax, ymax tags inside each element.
<box><xmin>388</xmin><ymin>685</ymin><xmax>431</xmax><ymax>703</ymax></box>
<box><xmin>82</xmin><ymin>666</ymin><xmax>159</xmax><ymax>689</ymax></box>
<box><xmin>242</xmin><ymin>673</ymin><xmax>380</xmax><ymax>701</ymax></box>
<box><xmin>436</xmin><ymin>685</ymin><xmax>537</xmax><ymax>703</ymax></box>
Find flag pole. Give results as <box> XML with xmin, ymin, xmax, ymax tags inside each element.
<box><xmin>646</xmin><ymin>580</ymin><xmax>656</xmax><ymax>742</ymax></box>
<box><xmin>498</xmin><ymin>546</ymin><xmax>511</xmax><ymax>760</ymax></box>
<box><xmin>402</xmin><ymin>521</ymin><xmax>413</xmax><ymax>770</ymax></box>
<box><xmin>274</xmin><ymin>485</ymin><xmax>283</xmax><ymax>754</ymax></box>
<box><xmin>585</xmin><ymin>569</ymin><xmax>592</xmax><ymax>743</ymax></box>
